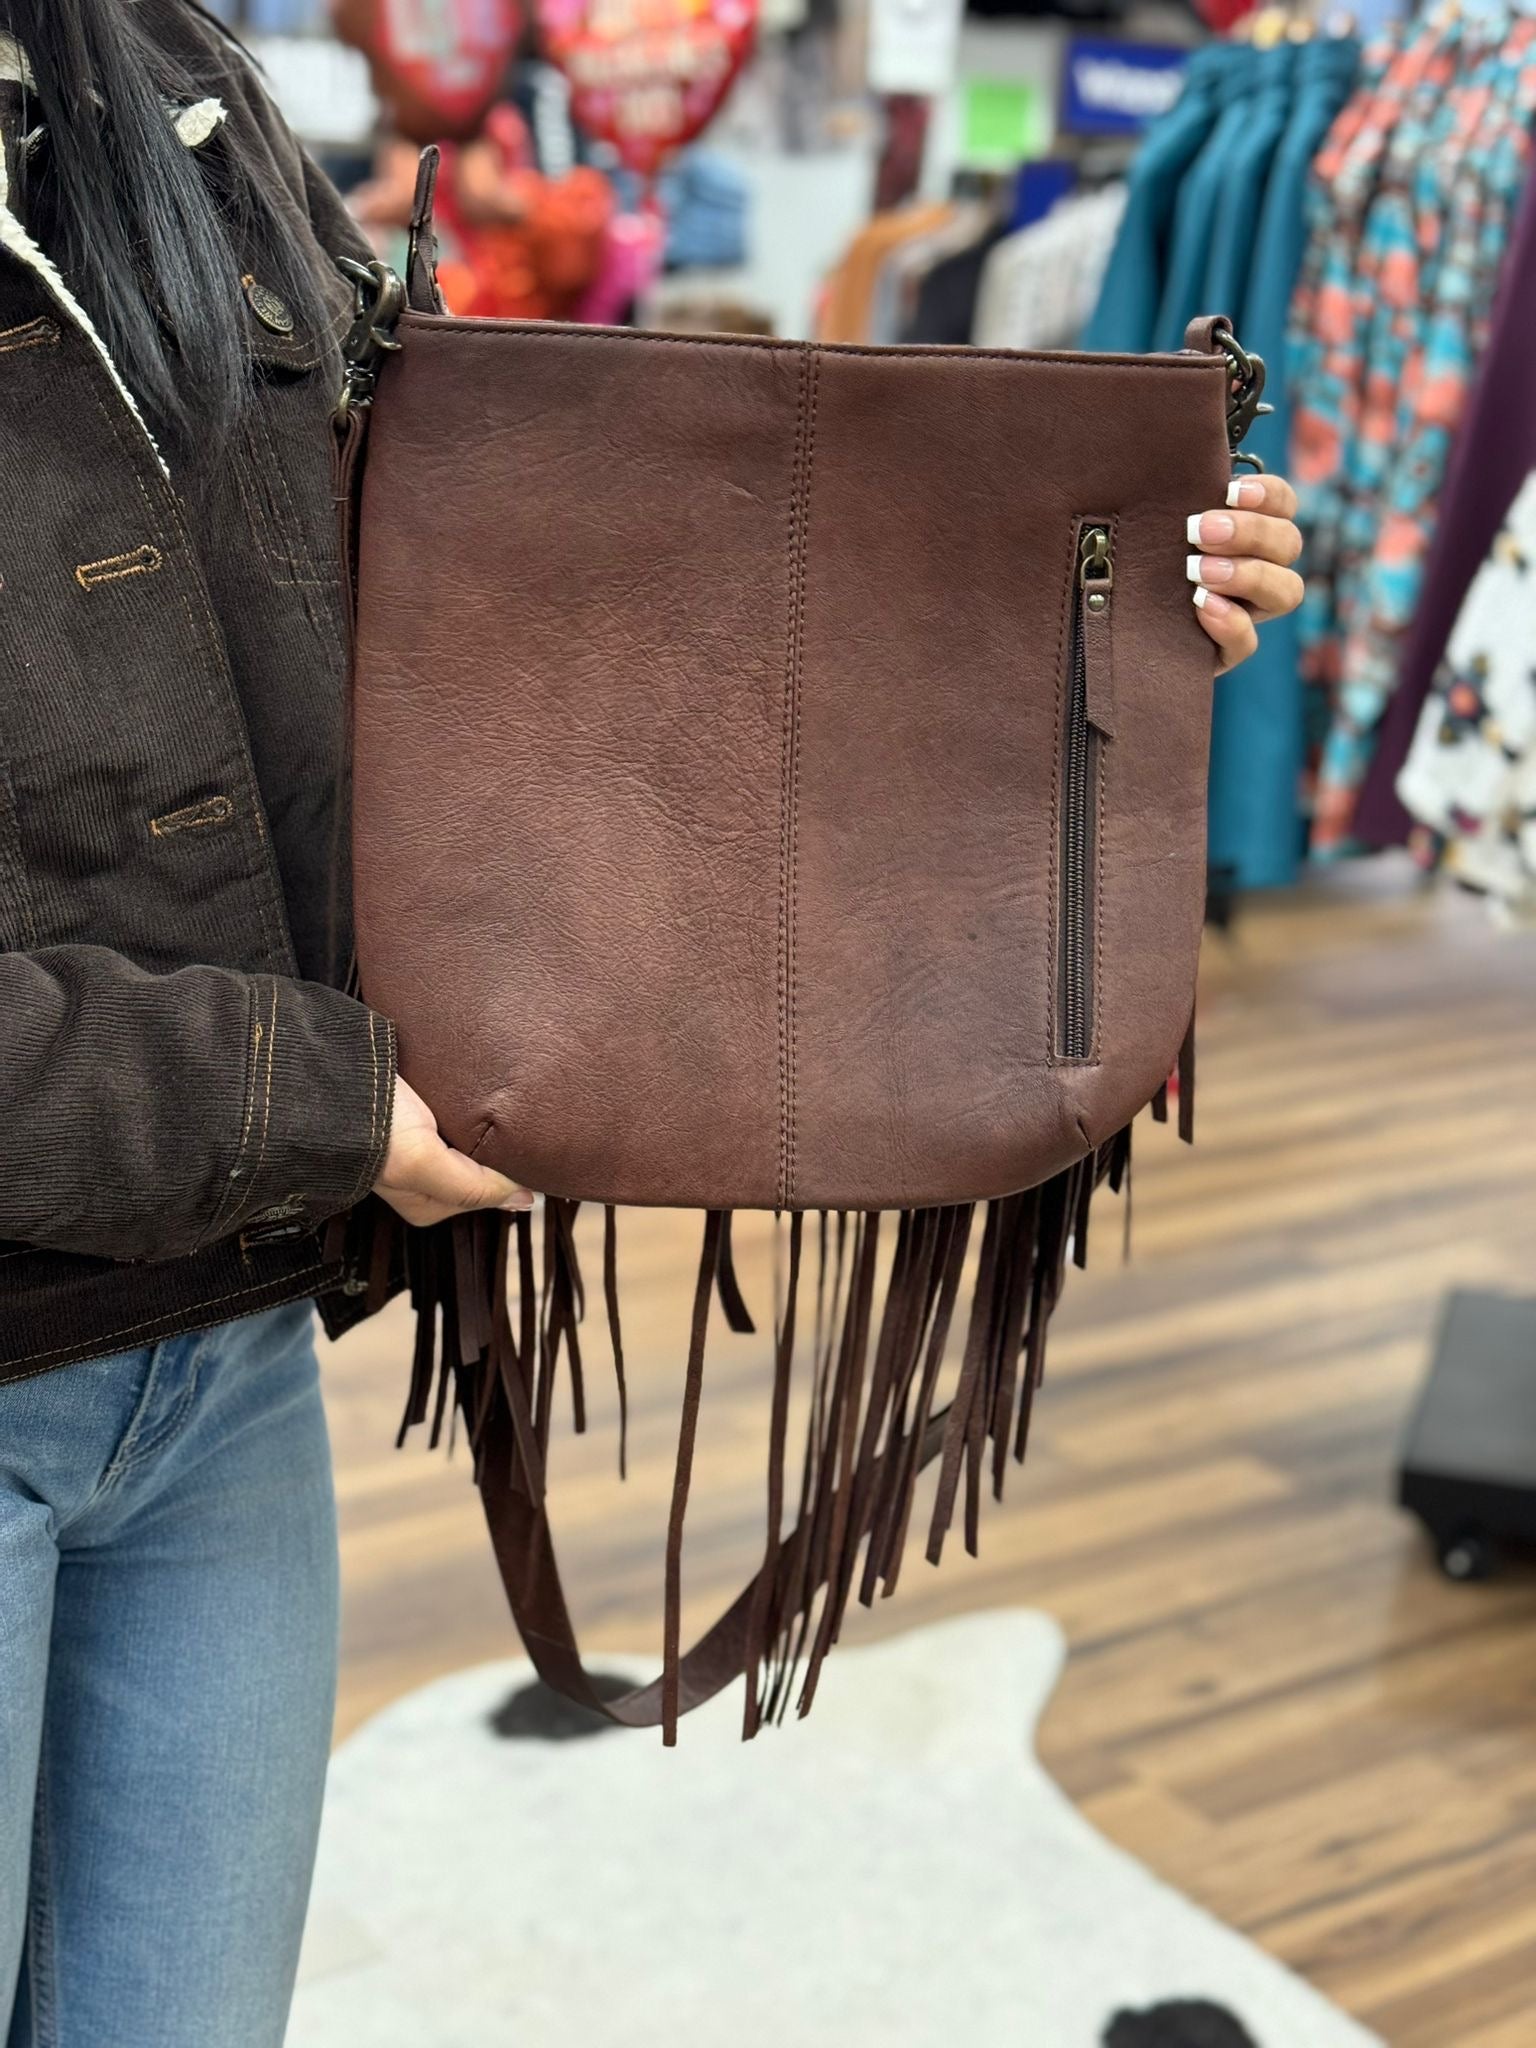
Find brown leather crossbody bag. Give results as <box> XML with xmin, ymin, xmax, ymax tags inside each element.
<box><xmin>334</xmin><ymin>152</ymin><xmax>1266</xmax><ymax>1742</ymax></box>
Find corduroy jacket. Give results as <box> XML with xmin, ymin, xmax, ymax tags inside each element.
<box><xmin>0</xmin><ymin>3</ymin><xmax>401</xmax><ymax>1385</ymax></box>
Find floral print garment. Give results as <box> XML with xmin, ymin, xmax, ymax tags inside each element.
<box><xmin>1396</xmin><ymin>470</ymin><xmax>1536</xmax><ymax>925</ymax></box>
<box><xmin>1288</xmin><ymin>10</ymin><xmax>1536</xmax><ymax>858</ymax></box>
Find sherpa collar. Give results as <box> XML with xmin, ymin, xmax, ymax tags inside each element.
<box><xmin>0</xmin><ymin>30</ymin><xmax>230</xmax><ymax>475</ymax></box>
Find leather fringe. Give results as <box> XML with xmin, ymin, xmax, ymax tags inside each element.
<box><xmin>352</xmin><ymin>1070</ymin><xmax>1195</xmax><ymax>1740</ymax></box>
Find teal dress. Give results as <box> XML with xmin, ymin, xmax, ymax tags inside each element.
<box><xmin>1151</xmin><ymin>46</ymin><xmax>1262</xmax><ymax>354</ymax></box>
<box><xmin>1207</xmin><ymin>33</ymin><xmax>1360</xmax><ymax>889</ymax></box>
<box><xmin>1081</xmin><ymin>46</ymin><xmax>1230</xmax><ymax>355</ymax></box>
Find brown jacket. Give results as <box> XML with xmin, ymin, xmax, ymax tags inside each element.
<box><xmin>0</xmin><ymin>3</ymin><xmax>398</xmax><ymax>1383</ymax></box>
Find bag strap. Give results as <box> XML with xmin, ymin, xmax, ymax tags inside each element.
<box><xmin>406</xmin><ymin>144</ymin><xmax>447</xmax><ymax>316</ymax></box>
<box><xmin>466</xmin><ymin>1209</ymin><xmax>961</xmax><ymax>1743</ymax></box>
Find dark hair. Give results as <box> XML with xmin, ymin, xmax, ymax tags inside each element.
<box><xmin>3</xmin><ymin>0</ymin><xmax>328</xmax><ymax>450</ymax></box>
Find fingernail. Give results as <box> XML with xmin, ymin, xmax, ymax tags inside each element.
<box><xmin>501</xmin><ymin>1189</ymin><xmax>536</xmax><ymax>1212</ymax></box>
<box><xmin>1187</xmin><ymin>511</ymin><xmax>1236</xmax><ymax>546</ymax></box>
<box><xmin>1226</xmin><ymin>479</ymin><xmax>1264</xmax><ymax>509</ymax></box>
<box><xmin>1193</xmin><ymin>586</ymin><xmax>1232</xmax><ymax>617</ymax></box>
<box><xmin>1187</xmin><ymin>554</ymin><xmax>1234</xmax><ymax>585</ymax></box>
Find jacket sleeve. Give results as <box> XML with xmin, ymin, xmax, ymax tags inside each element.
<box><xmin>0</xmin><ymin>946</ymin><xmax>396</xmax><ymax>1263</ymax></box>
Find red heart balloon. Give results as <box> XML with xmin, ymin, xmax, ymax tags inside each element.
<box><xmin>335</xmin><ymin>0</ymin><xmax>524</xmax><ymax>145</ymax></box>
<box><xmin>535</xmin><ymin>0</ymin><xmax>759</xmax><ymax>180</ymax></box>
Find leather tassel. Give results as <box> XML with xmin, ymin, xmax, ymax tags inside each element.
<box><xmin>1177</xmin><ymin>1009</ymin><xmax>1197</xmax><ymax>1144</ymax></box>
<box><xmin>386</xmin><ymin>1087</ymin><xmax>1169</xmax><ymax>1739</ymax></box>
<box><xmin>603</xmin><ymin>1206</ymin><xmax>629</xmax><ymax>1481</ymax></box>
<box><xmin>663</xmin><ymin>1212</ymin><xmax>724</xmax><ymax>1745</ymax></box>
<box><xmin>743</xmin><ymin>1212</ymin><xmax>802</xmax><ymax>1737</ymax></box>
<box><xmin>715</xmin><ymin>1210</ymin><xmax>758</xmax><ymax>1335</ymax></box>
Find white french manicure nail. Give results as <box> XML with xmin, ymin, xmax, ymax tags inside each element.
<box><xmin>1187</xmin><ymin>513</ymin><xmax>1204</xmax><ymax>545</ymax></box>
<box><xmin>1193</xmin><ymin>585</ymin><xmax>1211</xmax><ymax>610</ymax></box>
<box><xmin>1186</xmin><ymin>554</ymin><xmax>1205</xmax><ymax>583</ymax></box>
<box><xmin>1226</xmin><ymin>481</ymin><xmax>1244</xmax><ymax>508</ymax></box>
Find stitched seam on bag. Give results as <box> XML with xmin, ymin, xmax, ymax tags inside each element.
<box><xmin>411</xmin><ymin>323</ymin><xmax>1226</xmax><ymax>375</ymax></box>
<box><xmin>778</xmin><ymin>350</ymin><xmax>814</xmax><ymax>1212</ymax></box>
<box><xmin>0</xmin><ymin>1267</ymin><xmax>328</xmax><ymax>1378</ymax></box>
<box><xmin>1046</xmin><ymin>514</ymin><xmax>1075</xmax><ymax>1067</ymax></box>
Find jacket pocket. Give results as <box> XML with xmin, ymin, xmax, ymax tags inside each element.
<box><xmin>0</xmin><ymin>755</ymin><xmax>37</xmax><ymax>951</ymax></box>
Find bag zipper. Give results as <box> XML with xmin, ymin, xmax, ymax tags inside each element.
<box><xmin>1059</xmin><ymin>522</ymin><xmax>1114</xmax><ymax>1062</ymax></box>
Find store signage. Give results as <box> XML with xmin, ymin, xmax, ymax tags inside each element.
<box><xmin>1059</xmin><ymin>38</ymin><xmax>1187</xmax><ymax>138</ymax></box>
<box><xmin>535</xmin><ymin>0</ymin><xmax>759</xmax><ymax>179</ymax></box>
<box><xmin>333</xmin><ymin>0</ymin><xmax>522</xmax><ymax>142</ymax></box>
<box><xmin>867</xmin><ymin>0</ymin><xmax>964</xmax><ymax>98</ymax></box>
<box><xmin>959</xmin><ymin>77</ymin><xmax>1048</xmax><ymax>171</ymax></box>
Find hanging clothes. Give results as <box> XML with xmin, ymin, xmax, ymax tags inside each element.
<box><xmin>1290</xmin><ymin>9</ymin><xmax>1536</xmax><ymax>857</ymax></box>
<box><xmin>1081</xmin><ymin>45</ymin><xmax>1228</xmax><ymax>354</ymax></box>
<box><xmin>1355</xmin><ymin>130</ymin><xmax>1536</xmax><ymax>848</ymax></box>
<box><xmin>1206</xmin><ymin>30</ymin><xmax>1360</xmax><ymax>890</ymax></box>
<box><xmin>1151</xmin><ymin>44</ymin><xmax>1262</xmax><ymax>353</ymax></box>
<box><xmin>818</xmin><ymin>204</ymin><xmax>955</xmax><ymax>344</ymax></box>
<box><xmin>973</xmin><ymin>185</ymin><xmax>1128</xmax><ymax>352</ymax></box>
<box><xmin>1202</xmin><ymin>43</ymin><xmax>1298</xmax><ymax>327</ymax></box>
<box><xmin>875</xmin><ymin>205</ymin><xmax>992</xmax><ymax>344</ymax></box>
<box><xmin>900</xmin><ymin>222</ymin><xmax>1011</xmax><ymax>344</ymax></box>
<box><xmin>1395</xmin><ymin>471</ymin><xmax>1536</xmax><ymax>924</ymax></box>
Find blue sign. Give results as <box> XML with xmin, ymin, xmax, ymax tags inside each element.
<box><xmin>1060</xmin><ymin>38</ymin><xmax>1188</xmax><ymax>139</ymax></box>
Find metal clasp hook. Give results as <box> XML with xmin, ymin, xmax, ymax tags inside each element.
<box><xmin>335</xmin><ymin>258</ymin><xmax>405</xmax><ymax>422</ymax></box>
<box><xmin>1217</xmin><ymin>328</ymin><xmax>1274</xmax><ymax>471</ymax></box>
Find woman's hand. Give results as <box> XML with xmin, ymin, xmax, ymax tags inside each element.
<box><xmin>1186</xmin><ymin>473</ymin><xmax>1304</xmax><ymax>673</ymax></box>
<box><xmin>374</xmin><ymin>1075</ymin><xmax>535</xmax><ymax>1228</ymax></box>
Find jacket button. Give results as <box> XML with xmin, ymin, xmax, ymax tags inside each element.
<box><xmin>241</xmin><ymin>275</ymin><xmax>294</xmax><ymax>336</ymax></box>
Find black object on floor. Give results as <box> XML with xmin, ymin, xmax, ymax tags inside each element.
<box><xmin>1399</xmin><ymin>1290</ymin><xmax>1536</xmax><ymax>1582</ymax></box>
<box><xmin>1103</xmin><ymin>1999</ymin><xmax>1260</xmax><ymax>2047</ymax></box>
<box><xmin>489</xmin><ymin>1674</ymin><xmax>636</xmax><ymax>1741</ymax></box>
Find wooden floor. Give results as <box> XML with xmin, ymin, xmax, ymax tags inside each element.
<box><xmin>321</xmin><ymin>856</ymin><xmax>1536</xmax><ymax>2047</ymax></box>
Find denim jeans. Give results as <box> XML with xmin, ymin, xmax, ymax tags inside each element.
<box><xmin>0</xmin><ymin>1301</ymin><xmax>339</xmax><ymax>2048</ymax></box>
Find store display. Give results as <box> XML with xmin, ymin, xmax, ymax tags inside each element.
<box><xmin>337</xmin><ymin>171</ymin><xmax>1246</xmax><ymax>1738</ymax></box>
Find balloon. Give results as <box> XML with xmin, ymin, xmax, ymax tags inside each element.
<box><xmin>535</xmin><ymin>0</ymin><xmax>758</xmax><ymax>180</ymax></box>
<box><xmin>333</xmin><ymin>0</ymin><xmax>523</xmax><ymax>144</ymax></box>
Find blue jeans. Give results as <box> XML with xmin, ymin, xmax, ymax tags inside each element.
<box><xmin>0</xmin><ymin>1302</ymin><xmax>338</xmax><ymax>2048</ymax></box>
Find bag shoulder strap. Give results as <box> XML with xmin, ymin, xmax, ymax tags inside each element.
<box><xmin>406</xmin><ymin>144</ymin><xmax>447</xmax><ymax>316</ymax></box>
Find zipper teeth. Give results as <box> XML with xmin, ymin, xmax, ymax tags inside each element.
<box><xmin>1060</xmin><ymin>524</ymin><xmax>1103</xmax><ymax>1063</ymax></box>
<box><xmin>1062</xmin><ymin>626</ymin><xmax>1091</xmax><ymax>1059</ymax></box>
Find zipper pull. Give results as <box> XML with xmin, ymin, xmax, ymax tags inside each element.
<box><xmin>1078</xmin><ymin>524</ymin><xmax>1116</xmax><ymax>740</ymax></box>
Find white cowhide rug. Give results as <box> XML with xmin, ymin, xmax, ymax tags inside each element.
<box><xmin>290</xmin><ymin>1612</ymin><xmax>1381</xmax><ymax>2048</ymax></box>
